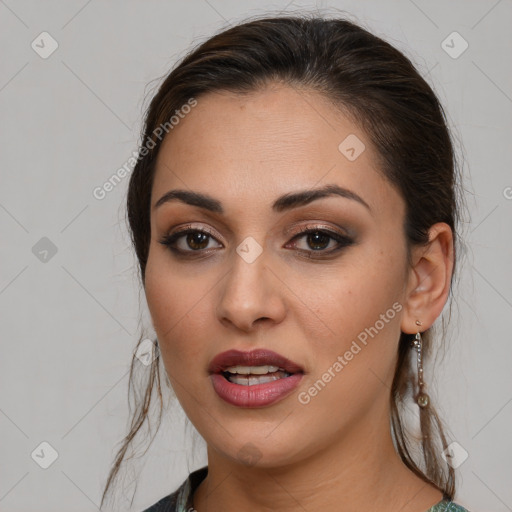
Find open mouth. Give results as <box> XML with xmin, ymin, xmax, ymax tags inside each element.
<box><xmin>208</xmin><ymin>348</ymin><xmax>305</xmax><ymax>407</ymax></box>
<box><xmin>208</xmin><ymin>349</ymin><xmax>304</xmax><ymax>407</ymax></box>
<box><xmin>221</xmin><ymin>365</ymin><xmax>292</xmax><ymax>386</ymax></box>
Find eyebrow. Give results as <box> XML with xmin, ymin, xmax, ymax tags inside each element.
<box><xmin>153</xmin><ymin>184</ymin><xmax>372</xmax><ymax>214</ymax></box>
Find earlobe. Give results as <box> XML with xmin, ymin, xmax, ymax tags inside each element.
<box><xmin>400</xmin><ymin>222</ymin><xmax>454</xmax><ymax>334</ymax></box>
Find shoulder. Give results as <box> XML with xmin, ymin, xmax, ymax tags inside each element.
<box><xmin>428</xmin><ymin>501</ymin><xmax>471</xmax><ymax>512</ymax></box>
<box><xmin>141</xmin><ymin>491</ymin><xmax>178</xmax><ymax>512</ymax></box>
<box><xmin>141</xmin><ymin>466</ymin><xmax>208</xmax><ymax>512</ymax></box>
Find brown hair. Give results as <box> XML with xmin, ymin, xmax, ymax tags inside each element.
<box><xmin>101</xmin><ymin>13</ymin><xmax>465</xmax><ymax>508</ymax></box>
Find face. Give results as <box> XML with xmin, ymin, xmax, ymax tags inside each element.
<box><xmin>144</xmin><ymin>84</ymin><xmax>411</xmax><ymax>468</ymax></box>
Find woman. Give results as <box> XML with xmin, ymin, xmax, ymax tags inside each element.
<box><xmin>102</xmin><ymin>14</ymin><xmax>470</xmax><ymax>512</ymax></box>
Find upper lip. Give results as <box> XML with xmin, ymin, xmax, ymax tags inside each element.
<box><xmin>208</xmin><ymin>349</ymin><xmax>304</xmax><ymax>374</ymax></box>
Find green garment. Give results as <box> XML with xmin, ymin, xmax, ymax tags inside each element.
<box><xmin>143</xmin><ymin>466</ymin><xmax>470</xmax><ymax>512</ymax></box>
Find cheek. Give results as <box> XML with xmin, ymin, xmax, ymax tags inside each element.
<box><xmin>144</xmin><ymin>250</ymin><xmax>213</xmax><ymax>368</ymax></box>
<box><xmin>294</xmin><ymin>259</ymin><xmax>405</xmax><ymax>430</ymax></box>
<box><xmin>296</xmin><ymin>248</ymin><xmax>407</xmax><ymax>414</ymax></box>
<box><xmin>304</xmin><ymin>250</ymin><xmax>404</xmax><ymax>344</ymax></box>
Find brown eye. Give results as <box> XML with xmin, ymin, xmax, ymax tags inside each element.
<box><xmin>286</xmin><ymin>227</ymin><xmax>354</xmax><ymax>257</ymax></box>
<box><xmin>304</xmin><ymin>231</ymin><xmax>331</xmax><ymax>250</ymax></box>
<box><xmin>186</xmin><ymin>232</ymin><xmax>210</xmax><ymax>250</ymax></box>
<box><xmin>159</xmin><ymin>228</ymin><xmax>222</xmax><ymax>254</ymax></box>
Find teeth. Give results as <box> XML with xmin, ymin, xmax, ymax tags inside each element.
<box><xmin>229</xmin><ymin>373</ymin><xmax>286</xmax><ymax>386</ymax></box>
<box><xmin>225</xmin><ymin>365</ymin><xmax>280</xmax><ymax>375</ymax></box>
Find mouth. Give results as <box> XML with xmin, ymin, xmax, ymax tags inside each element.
<box><xmin>209</xmin><ymin>348</ymin><xmax>304</xmax><ymax>380</ymax></box>
<box><xmin>221</xmin><ymin>365</ymin><xmax>292</xmax><ymax>386</ymax></box>
<box><xmin>208</xmin><ymin>349</ymin><xmax>304</xmax><ymax>407</ymax></box>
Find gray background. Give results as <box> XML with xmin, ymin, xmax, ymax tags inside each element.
<box><xmin>1</xmin><ymin>0</ymin><xmax>511</xmax><ymax>511</ymax></box>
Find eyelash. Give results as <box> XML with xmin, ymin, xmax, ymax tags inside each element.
<box><xmin>158</xmin><ymin>224</ymin><xmax>354</xmax><ymax>259</ymax></box>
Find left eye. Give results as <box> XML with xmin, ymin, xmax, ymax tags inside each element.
<box><xmin>287</xmin><ymin>229</ymin><xmax>353</xmax><ymax>253</ymax></box>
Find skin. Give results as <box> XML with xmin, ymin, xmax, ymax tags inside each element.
<box><xmin>144</xmin><ymin>83</ymin><xmax>454</xmax><ymax>512</ymax></box>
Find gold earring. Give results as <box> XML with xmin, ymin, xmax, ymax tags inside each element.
<box><xmin>412</xmin><ymin>324</ymin><xmax>429</xmax><ymax>408</ymax></box>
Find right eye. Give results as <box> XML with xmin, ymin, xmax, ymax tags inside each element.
<box><xmin>159</xmin><ymin>227</ymin><xmax>223</xmax><ymax>255</ymax></box>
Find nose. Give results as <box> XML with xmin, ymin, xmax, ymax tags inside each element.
<box><xmin>216</xmin><ymin>246</ymin><xmax>286</xmax><ymax>333</ymax></box>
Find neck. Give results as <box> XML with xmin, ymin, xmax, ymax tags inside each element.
<box><xmin>193</xmin><ymin>405</ymin><xmax>443</xmax><ymax>512</ymax></box>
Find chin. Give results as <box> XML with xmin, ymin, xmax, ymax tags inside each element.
<box><xmin>208</xmin><ymin>432</ymin><xmax>306</xmax><ymax>470</ymax></box>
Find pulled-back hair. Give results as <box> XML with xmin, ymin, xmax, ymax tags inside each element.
<box><xmin>102</xmin><ymin>13</ymin><xmax>464</xmax><ymax>508</ymax></box>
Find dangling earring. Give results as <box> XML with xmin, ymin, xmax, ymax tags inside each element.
<box><xmin>412</xmin><ymin>320</ymin><xmax>429</xmax><ymax>408</ymax></box>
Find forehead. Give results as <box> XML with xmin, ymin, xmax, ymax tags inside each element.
<box><xmin>152</xmin><ymin>84</ymin><xmax>402</xmax><ymax>219</ymax></box>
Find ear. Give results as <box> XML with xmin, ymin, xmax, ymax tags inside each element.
<box><xmin>400</xmin><ymin>222</ymin><xmax>454</xmax><ymax>334</ymax></box>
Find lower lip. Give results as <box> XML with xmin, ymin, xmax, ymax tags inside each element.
<box><xmin>210</xmin><ymin>373</ymin><xmax>303</xmax><ymax>407</ymax></box>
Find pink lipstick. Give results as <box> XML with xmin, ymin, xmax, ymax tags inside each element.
<box><xmin>208</xmin><ymin>349</ymin><xmax>304</xmax><ymax>408</ymax></box>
